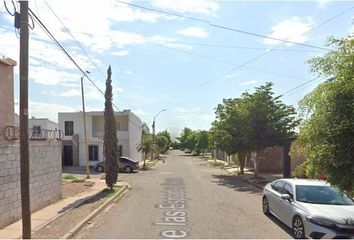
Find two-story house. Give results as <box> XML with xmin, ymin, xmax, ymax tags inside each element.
<box><xmin>58</xmin><ymin>110</ymin><xmax>142</xmax><ymax>166</ymax></box>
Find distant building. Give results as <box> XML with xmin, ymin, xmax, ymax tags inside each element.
<box><xmin>58</xmin><ymin>110</ymin><xmax>142</xmax><ymax>166</ymax></box>
<box><xmin>0</xmin><ymin>58</ymin><xmax>17</xmax><ymax>126</ymax></box>
<box><xmin>28</xmin><ymin>116</ymin><xmax>58</xmax><ymax>131</ymax></box>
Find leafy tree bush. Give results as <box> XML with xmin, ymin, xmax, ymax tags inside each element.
<box><xmin>155</xmin><ymin>134</ymin><xmax>169</xmax><ymax>154</ymax></box>
<box><xmin>292</xmin><ymin>162</ymin><xmax>308</xmax><ymax>178</ymax></box>
<box><xmin>295</xmin><ymin>35</ymin><xmax>354</xmax><ymax>192</ymax></box>
<box><xmin>137</xmin><ymin>134</ymin><xmax>153</xmax><ymax>167</ymax></box>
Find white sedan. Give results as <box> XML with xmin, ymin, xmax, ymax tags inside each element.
<box><xmin>262</xmin><ymin>179</ymin><xmax>354</xmax><ymax>239</ymax></box>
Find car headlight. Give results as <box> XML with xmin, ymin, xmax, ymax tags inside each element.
<box><xmin>306</xmin><ymin>216</ymin><xmax>336</xmax><ymax>228</ymax></box>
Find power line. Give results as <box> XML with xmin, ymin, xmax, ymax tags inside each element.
<box><xmin>28</xmin><ymin>8</ymin><xmax>142</xmax><ymax>128</ymax></box>
<box><xmin>115</xmin><ymin>0</ymin><xmax>340</xmax><ymax>51</ymax></box>
<box><xmin>168</xmin><ymin>4</ymin><xmax>354</xmax><ymax>97</ymax></box>
<box><xmin>73</xmin><ymin>30</ymin><xmax>325</xmax><ymax>52</ymax></box>
<box><xmin>280</xmin><ymin>76</ymin><xmax>322</xmax><ymax>96</ymax></box>
<box><xmin>70</xmin><ymin>31</ymin><xmax>310</xmax><ymax>82</ymax></box>
<box><xmin>44</xmin><ymin>1</ymin><xmax>107</xmax><ymax>79</ymax></box>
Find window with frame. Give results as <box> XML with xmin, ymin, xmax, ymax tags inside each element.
<box><xmin>65</xmin><ymin>121</ymin><xmax>74</xmax><ymax>136</ymax></box>
<box><xmin>33</xmin><ymin>126</ymin><xmax>41</xmax><ymax>134</ymax></box>
<box><xmin>116</xmin><ymin>122</ymin><xmax>121</xmax><ymax>131</ymax></box>
<box><xmin>89</xmin><ymin>145</ymin><xmax>99</xmax><ymax>161</ymax></box>
<box><xmin>282</xmin><ymin>183</ymin><xmax>294</xmax><ymax>199</ymax></box>
<box><xmin>271</xmin><ymin>180</ymin><xmax>285</xmax><ymax>193</ymax></box>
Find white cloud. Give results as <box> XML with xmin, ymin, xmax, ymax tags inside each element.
<box><xmin>59</xmin><ymin>89</ymin><xmax>81</xmax><ymax>97</ymax></box>
<box><xmin>177</xmin><ymin>27</ymin><xmax>209</xmax><ymax>38</ymax></box>
<box><xmin>174</xmin><ymin>106</ymin><xmax>200</xmax><ymax>113</ymax></box>
<box><xmin>240</xmin><ymin>80</ymin><xmax>258</xmax><ymax>86</ymax></box>
<box><xmin>148</xmin><ymin>35</ymin><xmax>193</xmax><ymax>50</ymax></box>
<box><xmin>29</xmin><ymin>100</ymin><xmax>76</xmax><ymax>122</ymax></box>
<box><xmin>264</xmin><ymin>17</ymin><xmax>315</xmax><ymax>46</ymax></box>
<box><xmin>152</xmin><ymin>0</ymin><xmax>219</xmax><ymax>15</ymax></box>
<box><xmin>111</xmin><ymin>50</ymin><xmax>130</xmax><ymax>56</ymax></box>
<box><xmin>225</xmin><ymin>73</ymin><xmax>239</xmax><ymax>79</ymax></box>
<box><xmin>30</xmin><ymin>66</ymin><xmax>81</xmax><ymax>85</ymax></box>
<box><xmin>316</xmin><ymin>0</ymin><xmax>331</xmax><ymax>8</ymax></box>
<box><xmin>132</xmin><ymin>109</ymin><xmax>149</xmax><ymax>116</ymax></box>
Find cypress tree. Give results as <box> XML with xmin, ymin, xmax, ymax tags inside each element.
<box><xmin>104</xmin><ymin>66</ymin><xmax>119</xmax><ymax>189</ymax></box>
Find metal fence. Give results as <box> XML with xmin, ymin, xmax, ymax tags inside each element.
<box><xmin>0</xmin><ymin>126</ymin><xmax>64</xmax><ymax>144</ymax></box>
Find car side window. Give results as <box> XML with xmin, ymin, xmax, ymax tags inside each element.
<box><xmin>282</xmin><ymin>183</ymin><xmax>294</xmax><ymax>199</ymax></box>
<box><xmin>271</xmin><ymin>181</ymin><xmax>285</xmax><ymax>193</ymax></box>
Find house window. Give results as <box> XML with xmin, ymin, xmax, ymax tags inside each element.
<box><xmin>89</xmin><ymin>145</ymin><xmax>99</xmax><ymax>161</ymax></box>
<box><xmin>116</xmin><ymin>122</ymin><xmax>121</xmax><ymax>131</ymax></box>
<box><xmin>33</xmin><ymin>126</ymin><xmax>41</xmax><ymax>134</ymax></box>
<box><xmin>65</xmin><ymin>121</ymin><xmax>74</xmax><ymax>136</ymax></box>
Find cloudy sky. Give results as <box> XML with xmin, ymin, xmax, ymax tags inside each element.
<box><xmin>1</xmin><ymin>0</ymin><xmax>353</xmax><ymax>136</ymax></box>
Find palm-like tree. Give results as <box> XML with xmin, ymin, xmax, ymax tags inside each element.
<box><xmin>137</xmin><ymin>135</ymin><xmax>153</xmax><ymax>167</ymax></box>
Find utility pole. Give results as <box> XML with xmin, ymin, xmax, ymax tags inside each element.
<box><xmin>81</xmin><ymin>73</ymin><xmax>90</xmax><ymax>179</ymax></box>
<box><xmin>152</xmin><ymin>109</ymin><xmax>166</xmax><ymax>159</ymax></box>
<box><xmin>19</xmin><ymin>1</ymin><xmax>31</xmax><ymax>238</ymax></box>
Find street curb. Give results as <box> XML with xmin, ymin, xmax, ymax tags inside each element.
<box><xmin>61</xmin><ymin>185</ymin><xmax>129</xmax><ymax>239</ymax></box>
<box><xmin>31</xmin><ymin>188</ymin><xmax>95</xmax><ymax>235</ymax></box>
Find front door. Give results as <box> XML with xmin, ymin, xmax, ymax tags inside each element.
<box><xmin>63</xmin><ymin>145</ymin><xmax>73</xmax><ymax>166</ymax></box>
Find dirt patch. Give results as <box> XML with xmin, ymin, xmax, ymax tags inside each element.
<box><xmin>61</xmin><ymin>181</ymin><xmax>95</xmax><ymax>198</ymax></box>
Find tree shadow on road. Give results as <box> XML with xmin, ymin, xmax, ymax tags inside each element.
<box><xmin>211</xmin><ymin>174</ymin><xmax>261</xmax><ymax>194</ymax></box>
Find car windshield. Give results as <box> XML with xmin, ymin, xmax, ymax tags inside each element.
<box><xmin>296</xmin><ymin>185</ymin><xmax>354</xmax><ymax>205</ymax></box>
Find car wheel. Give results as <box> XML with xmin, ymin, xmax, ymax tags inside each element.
<box><xmin>96</xmin><ymin>166</ymin><xmax>103</xmax><ymax>172</ymax></box>
<box><xmin>124</xmin><ymin>166</ymin><xmax>132</xmax><ymax>173</ymax></box>
<box><xmin>293</xmin><ymin>215</ymin><xmax>305</xmax><ymax>239</ymax></box>
<box><xmin>262</xmin><ymin>196</ymin><xmax>270</xmax><ymax>215</ymax></box>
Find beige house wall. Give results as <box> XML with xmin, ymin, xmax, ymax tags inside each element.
<box><xmin>0</xmin><ymin>58</ymin><xmax>16</xmax><ymax>127</ymax></box>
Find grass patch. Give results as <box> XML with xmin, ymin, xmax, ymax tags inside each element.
<box><xmin>211</xmin><ymin>161</ymin><xmax>226</xmax><ymax>168</ymax></box>
<box><xmin>141</xmin><ymin>160</ymin><xmax>158</xmax><ymax>170</ymax></box>
<box><xmin>62</xmin><ymin>174</ymin><xmax>85</xmax><ymax>183</ymax></box>
<box><xmin>96</xmin><ymin>187</ymin><xmax>122</xmax><ymax>206</ymax></box>
<box><xmin>231</xmin><ymin>169</ymin><xmax>241</xmax><ymax>176</ymax></box>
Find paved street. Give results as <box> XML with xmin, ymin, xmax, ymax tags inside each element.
<box><xmin>76</xmin><ymin>150</ymin><xmax>292</xmax><ymax>239</ymax></box>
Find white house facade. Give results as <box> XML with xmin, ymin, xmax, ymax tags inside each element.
<box><xmin>58</xmin><ymin>110</ymin><xmax>142</xmax><ymax>166</ymax></box>
<box><xmin>28</xmin><ymin>117</ymin><xmax>58</xmax><ymax>131</ymax></box>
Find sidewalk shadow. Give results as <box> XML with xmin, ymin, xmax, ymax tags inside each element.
<box><xmin>211</xmin><ymin>174</ymin><xmax>261</xmax><ymax>194</ymax></box>
<box><xmin>58</xmin><ymin>189</ymin><xmax>112</xmax><ymax>214</ymax></box>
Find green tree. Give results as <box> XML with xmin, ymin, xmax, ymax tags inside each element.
<box><xmin>211</xmin><ymin>98</ymin><xmax>251</xmax><ymax>173</ymax></box>
<box><xmin>157</xmin><ymin>130</ymin><xmax>172</xmax><ymax>153</ymax></box>
<box><xmin>195</xmin><ymin>130</ymin><xmax>209</xmax><ymax>155</ymax></box>
<box><xmin>177</xmin><ymin>127</ymin><xmax>192</xmax><ymax>149</ymax></box>
<box><xmin>137</xmin><ymin>134</ymin><xmax>153</xmax><ymax>167</ymax></box>
<box><xmin>295</xmin><ymin>35</ymin><xmax>354</xmax><ymax>193</ymax></box>
<box><xmin>242</xmin><ymin>83</ymin><xmax>298</xmax><ymax>177</ymax></box>
<box><xmin>211</xmin><ymin>83</ymin><xmax>298</xmax><ymax>176</ymax></box>
<box><xmin>104</xmin><ymin>66</ymin><xmax>119</xmax><ymax>190</ymax></box>
<box><xmin>155</xmin><ymin>135</ymin><xmax>169</xmax><ymax>153</ymax></box>
<box><xmin>185</xmin><ymin>131</ymin><xmax>199</xmax><ymax>153</ymax></box>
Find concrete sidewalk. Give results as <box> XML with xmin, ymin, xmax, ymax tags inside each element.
<box><xmin>0</xmin><ymin>178</ymin><xmax>109</xmax><ymax>239</ymax></box>
<box><xmin>225</xmin><ymin>167</ymin><xmax>282</xmax><ymax>189</ymax></box>
<box><xmin>206</xmin><ymin>158</ymin><xmax>282</xmax><ymax>189</ymax></box>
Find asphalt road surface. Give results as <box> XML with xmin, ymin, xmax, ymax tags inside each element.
<box><xmin>76</xmin><ymin>150</ymin><xmax>292</xmax><ymax>239</ymax></box>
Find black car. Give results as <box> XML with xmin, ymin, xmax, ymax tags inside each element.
<box><xmin>94</xmin><ymin>157</ymin><xmax>139</xmax><ymax>173</ymax></box>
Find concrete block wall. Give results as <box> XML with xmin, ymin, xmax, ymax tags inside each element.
<box><xmin>0</xmin><ymin>142</ymin><xmax>62</xmax><ymax>228</ymax></box>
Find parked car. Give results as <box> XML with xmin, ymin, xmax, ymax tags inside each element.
<box><xmin>184</xmin><ymin>149</ymin><xmax>192</xmax><ymax>154</ymax></box>
<box><xmin>94</xmin><ymin>157</ymin><xmax>139</xmax><ymax>173</ymax></box>
<box><xmin>262</xmin><ymin>179</ymin><xmax>354</xmax><ymax>239</ymax></box>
